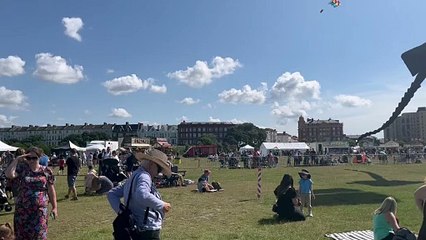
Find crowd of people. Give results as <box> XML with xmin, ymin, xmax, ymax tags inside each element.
<box><xmin>2</xmin><ymin>145</ymin><xmax>426</xmax><ymax>239</ymax></box>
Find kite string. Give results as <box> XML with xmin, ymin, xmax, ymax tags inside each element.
<box><xmin>357</xmin><ymin>72</ymin><xmax>426</xmax><ymax>143</ymax></box>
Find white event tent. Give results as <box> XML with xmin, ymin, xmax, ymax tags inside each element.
<box><xmin>259</xmin><ymin>142</ymin><xmax>309</xmax><ymax>157</ymax></box>
<box><xmin>239</xmin><ymin>144</ymin><xmax>254</xmax><ymax>153</ymax></box>
<box><xmin>0</xmin><ymin>140</ymin><xmax>18</xmax><ymax>151</ymax></box>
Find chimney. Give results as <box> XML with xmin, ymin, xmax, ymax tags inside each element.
<box><xmin>65</xmin><ymin>123</ymin><xmax>69</xmax><ymax>126</ymax></box>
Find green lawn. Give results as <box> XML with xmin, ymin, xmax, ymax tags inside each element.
<box><xmin>1</xmin><ymin>158</ymin><xmax>425</xmax><ymax>240</ymax></box>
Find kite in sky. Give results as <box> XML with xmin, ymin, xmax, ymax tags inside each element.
<box><xmin>329</xmin><ymin>0</ymin><xmax>341</xmax><ymax>8</ymax></box>
<box><xmin>321</xmin><ymin>0</ymin><xmax>341</xmax><ymax>13</ymax></box>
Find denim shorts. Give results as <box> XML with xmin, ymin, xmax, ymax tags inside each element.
<box><xmin>67</xmin><ymin>175</ymin><xmax>77</xmax><ymax>188</ymax></box>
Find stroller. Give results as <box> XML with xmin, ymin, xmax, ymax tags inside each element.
<box><xmin>0</xmin><ymin>170</ymin><xmax>12</xmax><ymax>212</ymax></box>
<box><xmin>99</xmin><ymin>158</ymin><xmax>127</xmax><ymax>185</ymax></box>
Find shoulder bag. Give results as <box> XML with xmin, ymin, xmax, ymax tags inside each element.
<box><xmin>112</xmin><ymin>174</ymin><xmax>138</xmax><ymax>240</ymax></box>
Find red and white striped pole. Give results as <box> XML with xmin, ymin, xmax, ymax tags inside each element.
<box><xmin>257</xmin><ymin>167</ymin><xmax>262</xmax><ymax>199</ymax></box>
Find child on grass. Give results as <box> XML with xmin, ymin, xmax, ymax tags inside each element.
<box><xmin>298</xmin><ymin>169</ymin><xmax>315</xmax><ymax>217</ymax></box>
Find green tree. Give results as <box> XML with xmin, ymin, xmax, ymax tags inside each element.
<box><xmin>223</xmin><ymin>123</ymin><xmax>266</xmax><ymax>149</ymax></box>
<box><xmin>61</xmin><ymin>131</ymin><xmax>110</xmax><ymax>147</ymax></box>
<box><xmin>198</xmin><ymin>134</ymin><xmax>218</xmax><ymax>145</ymax></box>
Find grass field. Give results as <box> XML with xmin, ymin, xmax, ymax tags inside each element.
<box><xmin>1</xmin><ymin>158</ymin><xmax>425</xmax><ymax>240</ymax></box>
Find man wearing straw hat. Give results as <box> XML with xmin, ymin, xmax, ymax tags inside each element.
<box><xmin>108</xmin><ymin>148</ymin><xmax>172</xmax><ymax>240</ymax></box>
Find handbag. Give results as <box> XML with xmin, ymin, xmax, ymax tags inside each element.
<box><xmin>113</xmin><ymin>174</ymin><xmax>138</xmax><ymax>240</ymax></box>
<box><xmin>393</xmin><ymin>227</ymin><xmax>416</xmax><ymax>240</ymax></box>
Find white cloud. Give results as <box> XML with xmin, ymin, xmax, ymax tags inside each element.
<box><xmin>103</xmin><ymin>75</ymin><xmax>166</xmax><ymax>95</ymax></box>
<box><xmin>271</xmin><ymin>72</ymin><xmax>320</xmax><ymax>101</ymax></box>
<box><xmin>334</xmin><ymin>94</ymin><xmax>372</xmax><ymax>107</ymax></box>
<box><xmin>177</xmin><ymin>116</ymin><xmax>189</xmax><ymax>122</ymax></box>
<box><xmin>33</xmin><ymin>53</ymin><xmax>84</xmax><ymax>84</ymax></box>
<box><xmin>229</xmin><ymin>118</ymin><xmax>245</xmax><ymax>124</ymax></box>
<box><xmin>208</xmin><ymin>116</ymin><xmax>221</xmax><ymax>122</ymax></box>
<box><xmin>167</xmin><ymin>56</ymin><xmax>241</xmax><ymax>88</ymax></box>
<box><xmin>0</xmin><ymin>56</ymin><xmax>25</xmax><ymax>77</ymax></box>
<box><xmin>179</xmin><ymin>97</ymin><xmax>200</xmax><ymax>105</ymax></box>
<box><xmin>0</xmin><ymin>115</ymin><xmax>14</xmax><ymax>127</ymax></box>
<box><xmin>62</xmin><ymin>17</ymin><xmax>83</xmax><ymax>42</ymax></box>
<box><xmin>0</xmin><ymin>86</ymin><xmax>27</xmax><ymax>108</ymax></box>
<box><xmin>271</xmin><ymin>101</ymin><xmax>311</xmax><ymax>119</ymax></box>
<box><xmin>106</xmin><ymin>69</ymin><xmax>115</xmax><ymax>74</ymax></box>
<box><xmin>150</xmin><ymin>84</ymin><xmax>167</xmax><ymax>94</ymax></box>
<box><xmin>109</xmin><ymin>108</ymin><xmax>132</xmax><ymax>118</ymax></box>
<box><xmin>103</xmin><ymin>74</ymin><xmax>151</xmax><ymax>95</ymax></box>
<box><xmin>218</xmin><ymin>84</ymin><xmax>266</xmax><ymax>104</ymax></box>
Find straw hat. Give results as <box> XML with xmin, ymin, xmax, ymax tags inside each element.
<box><xmin>298</xmin><ymin>169</ymin><xmax>311</xmax><ymax>179</ymax></box>
<box><xmin>134</xmin><ymin>148</ymin><xmax>172</xmax><ymax>177</ymax></box>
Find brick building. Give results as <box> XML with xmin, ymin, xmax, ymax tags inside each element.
<box><xmin>177</xmin><ymin>121</ymin><xmax>235</xmax><ymax>145</ymax></box>
<box><xmin>298</xmin><ymin>116</ymin><xmax>344</xmax><ymax>142</ymax></box>
<box><xmin>384</xmin><ymin>107</ymin><xmax>426</xmax><ymax>143</ymax></box>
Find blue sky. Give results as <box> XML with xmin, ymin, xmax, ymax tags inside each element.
<box><xmin>0</xmin><ymin>0</ymin><xmax>425</xmax><ymax>137</ymax></box>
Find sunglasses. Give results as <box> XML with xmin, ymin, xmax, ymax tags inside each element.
<box><xmin>26</xmin><ymin>156</ymin><xmax>38</xmax><ymax>161</ymax></box>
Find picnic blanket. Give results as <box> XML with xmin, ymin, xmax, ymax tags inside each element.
<box><xmin>325</xmin><ymin>230</ymin><xmax>374</xmax><ymax>240</ymax></box>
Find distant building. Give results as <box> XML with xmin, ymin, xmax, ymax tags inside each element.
<box><xmin>384</xmin><ymin>107</ymin><xmax>426</xmax><ymax>143</ymax></box>
<box><xmin>276</xmin><ymin>131</ymin><xmax>295</xmax><ymax>143</ymax></box>
<box><xmin>177</xmin><ymin>121</ymin><xmax>235</xmax><ymax>145</ymax></box>
<box><xmin>264</xmin><ymin>128</ymin><xmax>277</xmax><ymax>142</ymax></box>
<box><xmin>0</xmin><ymin>122</ymin><xmax>115</xmax><ymax>147</ymax></box>
<box><xmin>298</xmin><ymin>116</ymin><xmax>344</xmax><ymax>142</ymax></box>
<box><xmin>137</xmin><ymin>124</ymin><xmax>178</xmax><ymax>145</ymax></box>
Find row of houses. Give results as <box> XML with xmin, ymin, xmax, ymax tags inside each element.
<box><xmin>1</xmin><ymin>107</ymin><xmax>425</xmax><ymax>148</ymax></box>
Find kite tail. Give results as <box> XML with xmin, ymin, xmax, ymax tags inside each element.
<box><xmin>357</xmin><ymin>72</ymin><xmax>426</xmax><ymax>143</ymax></box>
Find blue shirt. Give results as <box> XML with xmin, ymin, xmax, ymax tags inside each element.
<box><xmin>299</xmin><ymin>178</ymin><xmax>313</xmax><ymax>194</ymax></box>
<box><xmin>107</xmin><ymin>167</ymin><xmax>165</xmax><ymax>230</ymax></box>
<box><xmin>197</xmin><ymin>174</ymin><xmax>209</xmax><ymax>192</ymax></box>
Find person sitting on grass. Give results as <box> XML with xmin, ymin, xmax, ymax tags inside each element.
<box><xmin>90</xmin><ymin>175</ymin><xmax>114</xmax><ymax>195</ymax></box>
<box><xmin>197</xmin><ymin>169</ymin><xmax>222</xmax><ymax>192</ymax></box>
<box><xmin>373</xmin><ymin>197</ymin><xmax>400</xmax><ymax>240</ymax></box>
<box><xmin>272</xmin><ymin>174</ymin><xmax>305</xmax><ymax>222</ymax></box>
<box><xmin>84</xmin><ymin>165</ymin><xmax>97</xmax><ymax>194</ymax></box>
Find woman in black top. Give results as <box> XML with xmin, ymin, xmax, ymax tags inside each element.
<box><xmin>273</xmin><ymin>174</ymin><xmax>305</xmax><ymax>222</ymax></box>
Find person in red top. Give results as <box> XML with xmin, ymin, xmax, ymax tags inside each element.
<box><xmin>58</xmin><ymin>155</ymin><xmax>65</xmax><ymax>175</ymax></box>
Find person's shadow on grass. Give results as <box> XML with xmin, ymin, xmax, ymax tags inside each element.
<box><xmin>345</xmin><ymin>169</ymin><xmax>422</xmax><ymax>187</ymax></box>
<box><xmin>258</xmin><ymin>216</ymin><xmax>293</xmax><ymax>225</ymax></box>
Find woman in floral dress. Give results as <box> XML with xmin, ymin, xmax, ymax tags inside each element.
<box><xmin>6</xmin><ymin>147</ymin><xmax>58</xmax><ymax>240</ymax></box>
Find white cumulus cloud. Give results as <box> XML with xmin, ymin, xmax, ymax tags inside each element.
<box><xmin>179</xmin><ymin>97</ymin><xmax>200</xmax><ymax>105</ymax></box>
<box><xmin>167</xmin><ymin>56</ymin><xmax>241</xmax><ymax>88</ymax></box>
<box><xmin>334</xmin><ymin>94</ymin><xmax>372</xmax><ymax>107</ymax></box>
<box><xmin>103</xmin><ymin>75</ymin><xmax>166</xmax><ymax>95</ymax></box>
<box><xmin>208</xmin><ymin>117</ymin><xmax>221</xmax><ymax>122</ymax></box>
<box><xmin>0</xmin><ymin>86</ymin><xmax>27</xmax><ymax>108</ymax></box>
<box><xmin>271</xmin><ymin>72</ymin><xmax>320</xmax><ymax>101</ymax></box>
<box><xmin>177</xmin><ymin>116</ymin><xmax>189</xmax><ymax>122</ymax></box>
<box><xmin>271</xmin><ymin>101</ymin><xmax>311</xmax><ymax>119</ymax></box>
<box><xmin>229</xmin><ymin>118</ymin><xmax>245</xmax><ymax>124</ymax></box>
<box><xmin>150</xmin><ymin>84</ymin><xmax>167</xmax><ymax>94</ymax></box>
<box><xmin>0</xmin><ymin>56</ymin><xmax>25</xmax><ymax>77</ymax></box>
<box><xmin>62</xmin><ymin>17</ymin><xmax>84</xmax><ymax>41</ymax></box>
<box><xmin>109</xmin><ymin>108</ymin><xmax>132</xmax><ymax>118</ymax></box>
<box><xmin>0</xmin><ymin>114</ymin><xmax>14</xmax><ymax>127</ymax></box>
<box><xmin>33</xmin><ymin>53</ymin><xmax>84</xmax><ymax>84</ymax></box>
<box><xmin>103</xmin><ymin>74</ymin><xmax>151</xmax><ymax>95</ymax></box>
<box><xmin>218</xmin><ymin>85</ymin><xmax>266</xmax><ymax>104</ymax></box>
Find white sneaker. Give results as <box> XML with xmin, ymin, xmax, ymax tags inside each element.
<box><xmin>308</xmin><ymin>213</ymin><xmax>313</xmax><ymax>217</ymax></box>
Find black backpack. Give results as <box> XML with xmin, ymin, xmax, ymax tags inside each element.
<box><xmin>393</xmin><ymin>227</ymin><xmax>416</xmax><ymax>240</ymax></box>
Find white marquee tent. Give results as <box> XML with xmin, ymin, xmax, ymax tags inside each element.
<box><xmin>239</xmin><ymin>144</ymin><xmax>254</xmax><ymax>153</ymax></box>
<box><xmin>0</xmin><ymin>140</ymin><xmax>18</xmax><ymax>151</ymax></box>
<box><xmin>259</xmin><ymin>142</ymin><xmax>309</xmax><ymax>157</ymax></box>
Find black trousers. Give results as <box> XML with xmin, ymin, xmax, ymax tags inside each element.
<box><xmin>131</xmin><ymin>230</ymin><xmax>160</xmax><ymax>240</ymax></box>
